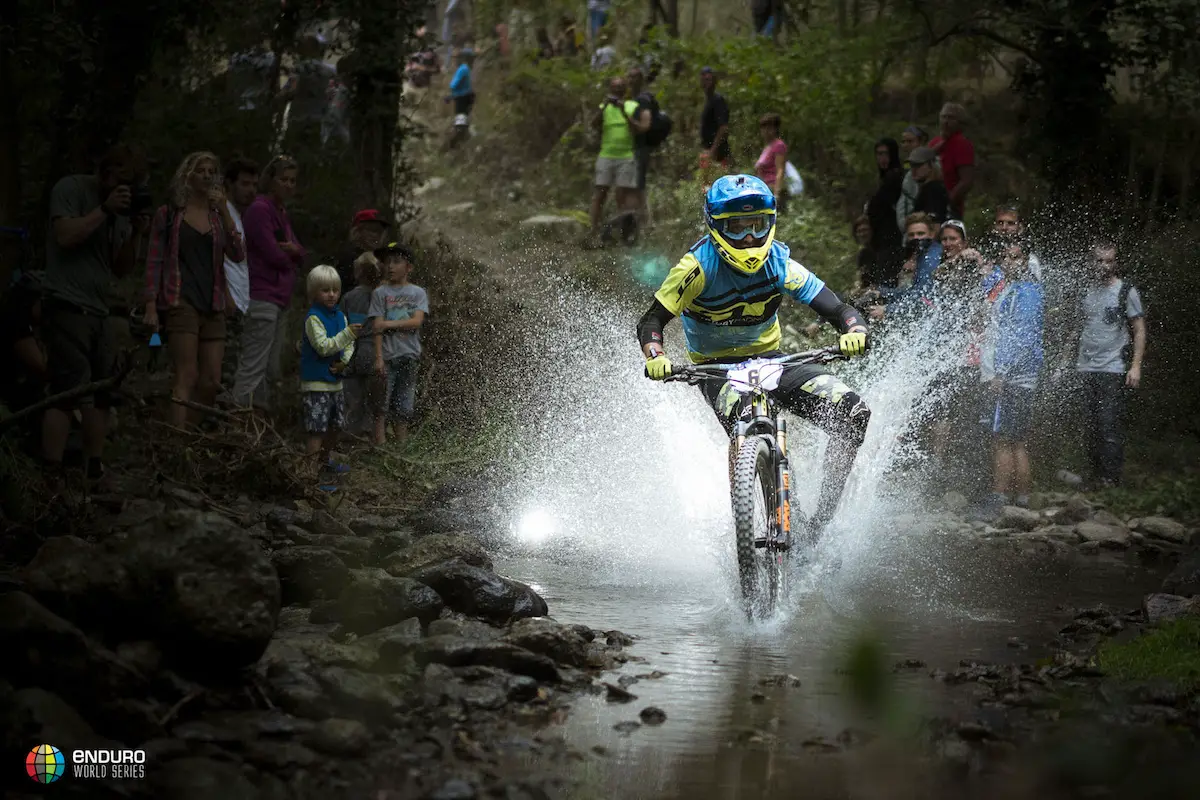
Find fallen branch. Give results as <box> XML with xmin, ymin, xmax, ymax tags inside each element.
<box><xmin>157</xmin><ymin>688</ymin><xmax>203</xmax><ymax>727</ymax></box>
<box><xmin>0</xmin><ymin>351</ymin><xmax>137</xmax><ymax>433</ymax></box>
<box><xmin>168</xmin><ymin>396</ymin><xmax>242</xmax><ymax>424</ymax></box>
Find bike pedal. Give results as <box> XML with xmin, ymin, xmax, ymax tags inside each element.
<box><xmin>754</xmin><ymin>537</ymin><xmax>768</xmax><ymax>549</ymax></box>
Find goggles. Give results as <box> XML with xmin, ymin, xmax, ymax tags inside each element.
<box><xmin>715</xmin><ymin>212</ymin><xmax>773</xmax><ymax>241</ymax></box>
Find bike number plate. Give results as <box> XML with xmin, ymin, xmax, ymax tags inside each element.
<box><xmin>727</xmin><ymin>359</ymin><xmax>784</xmax><ymax>394</ymax></box>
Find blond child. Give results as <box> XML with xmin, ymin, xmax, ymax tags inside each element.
<box><xmin>301</xmin><ymin>265</ymin><xmax>361</xmax><ymax>474</ymax></box>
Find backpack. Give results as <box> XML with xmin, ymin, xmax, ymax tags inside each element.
<box><xmin>637</xmin><ymin>92</ymin><xmax>673</xmax><ymax>149</ymax></box>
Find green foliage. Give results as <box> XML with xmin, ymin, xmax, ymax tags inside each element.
<box><xmin>1098</xmin><ymin>618</ymin><xmax>1200</xmax><ymax>689</ymax></box>
<box><xmin>1093</xmin><ymin>472</ymin><xmax>1200</xmax><ymax>523</ymax></box>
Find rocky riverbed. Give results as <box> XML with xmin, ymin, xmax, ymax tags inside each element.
<box><xmin>0</xmin><ymin>483</ymin><xmax>648</xmax><ymax>799</ymax></box>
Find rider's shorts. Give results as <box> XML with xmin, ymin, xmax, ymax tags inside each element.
<box><xmin>698</xmin><ymin>359</ymin><xmax>857</xmax><ymax>436</ymax></box>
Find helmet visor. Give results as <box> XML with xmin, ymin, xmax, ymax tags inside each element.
<box><xmin>716</xmin><ymin>212</ymin><xmax>773</xmax><ymax>242</ymax></box>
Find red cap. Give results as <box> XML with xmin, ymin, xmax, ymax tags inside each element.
<box><xmin>352</xmin><ymin>209</ymin><xmax>389</xmax><ymax>226</ymax></box>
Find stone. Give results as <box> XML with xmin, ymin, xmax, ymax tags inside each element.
<box><xmin>305</xmin><ymin>718</ymin><xmax>372</xmax><ymax>755</ymax></box>
<box><xmin>518</xmin><ymin>214</ymin><xmax>584</xmax><ymax>228</ymax></box>
<box><xmin>416</xmin><ymin>635</ymin><xmax>562</xmax><ymax>683</ymax></box>
<box><xmin>358</xmin><ymin>618</ymin><xmax>423</xmax><ymax>673</ymax></box>
<box><xmin>18</xmin><ymin>536</ymin><xmax>133</xmax><ymax>631</ymax></box>
<box><xmin>345</xmin><ymin>514</ymin><xmax>410</xmax><ymax>537</ymax></box>
<box><xmin>1136</xmin><ymin>517</ymin><xmax>1191</xmax><ymax>544</ymax></box>
<box><xmin>430</xmin><ymin>778</ymin><xmax>477</xmax><ymax>800</ymax></box>
<box><xmin>1143</xmin><ymin>593</ymin><xmax>1200</xmax><ymax>623</ymax></box>
<box><xmin>995</xmin><ymin>506</ymin><xmax>1042</xmax><ymax>531</ymax></box>
<box><xmin>504</xmin><ymin>618</ymin><xmax>592</xmax><ymax>668</ymax></box>
<box><xmin>150</xmin><ymin>757</ymin><xmax>259</xmax><ymax>800</ymax></box>
<box><xmin>111</xmin><ymin>499</ymin><xmax>166</xmax><ymax>530</ymax></box>
<box><xmin>1038</xmin><ymin>525</ymin><xmax>1084</xmax><ymax>543</ymax></box>
<box><xmin>613</xmin><ymin>721</ymin><xmax>641</xmax><ymax>734</ymax></box>
<box><xmin>316</xmin><ymin>667</ymin><xmax>407</xmax><ymax>724</ymax></box>
<box><xmin>604</xmin><ymin>683</ymin><xmax>636</xmax><ymax>703</ymax></box>
<box><xmin>283</xmin><ymin>528</ymin><xmax>371</xmax><ymax>567</ymax></box>
<box><xmin>941</xmin><ymin>491</ymin><xmax>968</xmax><ymax>511</ymax></box>
<box><xmin>428</xmin><ymin>616</ymin><xmax>504</xmax><ymax>641</ymax></box>
<box><xmin>383</xmin><ymin>534</ymin><xmax>493</xmax><ymax>577</ymax></box>
<box><xmin>258</xmin><ymin>649</ymin><xmax>331</xmax><ymax>720</ymax></box>
<box><xmin>367</xmin><ymin>531</ymin><xmax>415</xmax><ymax>564</ymax></box>
<box><xmin>266</xmin><ymin>634</ymin><xmax>376</xmax><ymax>672</ymax></box>
<box><xmin>271</xmin><ymin>547</ymin><xmax>353</xmax><ymax>605</ymax></box>
<box><xmin>7</xmin><ymin>688</ymin><xmax>115</xmax><ymax>753</ymax></box>
<box><xmin>409</xmin><ymin>560</ymin><xmax>547</xmax><ymax>623</ymax></box>
<box><xmin>445</xmin><ymin>202</ymin><xmax>477</xmax><ymax>214</ymax></box>
<box><xmin>1091</xmin><ymin>509</ymin><xmax>1125</xmax><ymax>528</ymax></box>
<box><xmin>1162</xmin><ymin>552</ymin><xmax>1200</xmax><ymax>597</ymax></box>
<box><xmin>1055</xmin><ymin>497</ymin><xmax>1094</xmax><ymax>524</ymax></box>
<box><xmin>243</xmin><ymin>740</ymin><xmax>318</xmax><ymax>769</ymax></box>
<box><xmin>0</xmin><ymin>592</ymin><xmax>149</xmax><ymax>713</ymax></box>
<box><xmin>118</xmin><ymin>510</ymin><xmax>281</xmax><ymax>674</ymax></box>
<box><xmin>1075</xmin><ymin>521</ymin><xmax>1131</xmax><ymax>547</ymax></box>
<box><xmin>333</xmin><ymin>568</ymin><xmax>445</xmax><ymax>634</ymax></box>
<box><xmin>305</xmin><ymin>510</ymin><xmax>356</xmax><ymax>538</ymax></box>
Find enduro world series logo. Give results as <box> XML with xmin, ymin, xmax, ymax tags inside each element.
<box><xmin>26</xmin><ymin>744</ymin><xmax>147</xmax><ymax>784</ymax></box>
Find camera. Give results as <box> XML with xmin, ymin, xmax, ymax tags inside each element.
<box><xmin>116</xmin><ymin>183</ymin><xmax>153</xmax><ymax>217</ymax></box>
<box><xmin>903</xmin><ymin>237</ymin><xmax>934</xmax><ymax>257</ymax></box>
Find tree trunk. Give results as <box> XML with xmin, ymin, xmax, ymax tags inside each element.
<box><xmin>1124</xmin><ymin>134</ymin><xmax>1140</xmax><ymax>218</ymax></box>
<box><xmin>1179</xmin><ymin>132</ymin><xmax>1196</xmax><ymax>218</ymax></box>
<box><xmin>836</xmin><ymin>0</ymin><xmax>847</xmax><ymax>34</ymax></box>
<box><xmin>1144</xmin><ymin>131</ymin><xmax>1168</xmax><ymax>232</ymax></box>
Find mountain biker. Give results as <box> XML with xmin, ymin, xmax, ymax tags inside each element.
<box><xmin>637</xmin><ymin>174</ymin><xmax>871</xmax><ymax>539</ymax></box>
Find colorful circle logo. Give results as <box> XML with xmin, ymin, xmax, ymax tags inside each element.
<box><xmin>26</xmin><ymin>744</ymin><xmax>66</xmax><ymax>784</ymax></box>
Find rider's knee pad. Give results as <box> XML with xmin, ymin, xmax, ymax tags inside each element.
<box><xmin>834</xmin><ymin>392</ymin><xmax>871</xmax><ymax>444</ymax></box>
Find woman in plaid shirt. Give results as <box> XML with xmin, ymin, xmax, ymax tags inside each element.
<box><xmin>144</xmin><ymin>151</ymin><xmax>244</xmax><ymax>428</ymax></box>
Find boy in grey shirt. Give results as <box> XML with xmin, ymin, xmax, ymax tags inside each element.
<box><xmin>368</xmin><ymin>243</ymin><xmax>429</xmax><ymax>446</ymax></box>
<box><xmin>1075</xmin><ymin>240</ymin><xmax>1146</xmax><ymax>488</ymax></box>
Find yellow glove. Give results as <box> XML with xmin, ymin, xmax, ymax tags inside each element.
<box><xmin>839</xmin><ymin>331</ymin><xmax>868</xmax><ymax>357</ymax></box>
<box><xmin>645</xmin><ymin>354</ymin><xmax>673</xmax><ymax>380</ymax></box>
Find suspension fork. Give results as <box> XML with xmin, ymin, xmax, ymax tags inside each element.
<box><xmin>776</xmin><ymin>417</ymin><xmax>791</xmax><ymax>544</ymax></box>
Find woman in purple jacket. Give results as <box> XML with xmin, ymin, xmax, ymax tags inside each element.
<box><xmin>231</xmin><ymin>155</ymin><xmax>306</xmax><ymax>410</ymax></box>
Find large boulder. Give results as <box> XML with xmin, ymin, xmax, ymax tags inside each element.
<box><xmin>504</xmin><ymin>617</ymin><xmax>592</xmax><ymax>668</ymax></box>
<box><xmin>118</xmin><ymin>511</ymin><xmax>281</xmax><ymax>674</ymax></box>
<box><xmin>1162</xmin><ymin>551</ymin><xmax>1200</xmax><ymax>597</ymax></box>
<box><xmin>282</xmin><ymin>528</ymin><xmax>371</xmax><ymax>567</ymax></box>
<box><xmin>416</xmin><ymin>635</ymin><xmax>561</xmax><ymax>682</ymax></box>
<box><xmin>19</xmin><ymin>536</ymin><xmax>134</xmax><ymax>630</ymax></box>
<box><xmin>1075</xmin><ymin>521</ymin><xmax>1131</xmax><ymax>547</ymax></box>
<box><xmin>996</xmin><ymin>506</ymin><xmax>1042</xmax><ymax>531</ymax></box>
<box><xmin>1143</xmin><ymin>593</ymin><xmax>1200</xmax><ymax>624</ymax></box>
<box><xmin>1134</xmin><ymin>517</ymin><xmax>1192</xmax><ymax>544</ymax></box>
<box><xmin>332</xmin><ymin>569</ymin><xmax>444</xmax><ymax>634</ymax></box>
<box><xmin>383</xmin><ymin>534</ymin><xmax>493</xmax><ymax>577</ymax></box>
<box><xmin>271</xmin><ymin>547</ymin><xmax>353</xmax><ymax>605</ymax></box>
<box><xmin>408</xmin><ymin>560</ymin><xmax>547</xmax><ymax>623</ymax></box>
<box><xmin>1054</xmin><ymin>496</ymin><xmax>1094</xmax><ymax>524</ymax></box>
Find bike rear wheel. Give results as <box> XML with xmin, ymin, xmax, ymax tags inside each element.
<box><xmin>731</xmin><ymin>435</ymin><xmax>787</xmax><ymax>619</ymax></box>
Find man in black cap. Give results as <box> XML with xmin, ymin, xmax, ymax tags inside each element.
<box><xmin>698</xmin><ymin>67</ymin><xmax>730</xmax><ymax>185</ymax></box>
<box><xmin>908</xmin><ymin>146</ymin><xmax>950</xmax><ymax>224</ymax></box>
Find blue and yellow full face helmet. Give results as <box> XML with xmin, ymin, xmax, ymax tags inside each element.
<box><xmin>705</xmin><ymin>174</ymin><xmax>777</xmax><ymax>275</ymax></box>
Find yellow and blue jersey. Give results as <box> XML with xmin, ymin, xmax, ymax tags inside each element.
<box><xmin>654</xmin><ymin>238</ymin><xmax>825</xmax><ymax>363</ymax></box>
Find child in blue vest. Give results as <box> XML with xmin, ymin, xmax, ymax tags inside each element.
<box><xmin>301</xmin><ymin>265</ymin><xmax>362</xmax><ymax>474</ymax></box>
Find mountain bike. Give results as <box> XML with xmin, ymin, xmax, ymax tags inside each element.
<box><xmin>660</xmin><ymin>347</ymin><xmax>846</xmax><ymax>619</ymax></box>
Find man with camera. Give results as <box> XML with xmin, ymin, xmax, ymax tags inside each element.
<box><xmin>41</xmin><ymin>143</ymin><xmax>151</xmax><ymax>491</ymax></box>
<box><xmin>587</xmin><ymin>76</ymin><xmax>641</xmax><ymax>247</ymax></box>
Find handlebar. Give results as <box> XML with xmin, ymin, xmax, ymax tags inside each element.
<box><xmin>646</xmin><ymin>346</ymin><xmax>847</xmax><ymax>384</ymax></box>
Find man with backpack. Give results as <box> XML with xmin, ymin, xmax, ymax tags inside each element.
<box><xmin>627</xmin><ymin>65</ymin><xmax>671</xmax><ymax>226</ymax></box>
<box><xmin>1074</xmin><ymin>240</ymin><xmax>1146</xmax><ymax>488</ymax></box>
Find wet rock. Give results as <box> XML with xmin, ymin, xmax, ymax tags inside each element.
<box><xmin>996</xmin><ymin>506</ymin><xmax>1042</xmax><ymax>531</ymax></box>
<box><xmin>1135</xmin><ymin>517</ymin><xmax>1191</xmax><ymax>544</ymax></box>
<box><xmin>6</xmin><ymin>688</ymin><xmax>115</xmax><ymax>753</ymax></box>
<box><xmin>409</xmin><ymin>560</ymin><xmax>547</xmax><ymax>623</ymax></box>
<box><xmin>1039</xmin><ymin>524</ymin><xmax>1084</xmax><ymax>543</ymax></box>
<box><xmin>416</xmin><ymin>635</ymin><xmax>562</xmax><ymax>682</ymax></box>
<box><xmin>504</xmin><ymin>618</ymin><xmax>592</xmax><ymax>668</ymax></box>
<box><xmin>357</xmin><ymin>617</ymin><xmax>423</xmax><ymax>669</ymax></box>
<box><xmin>305</xmin><ymin>717</ymin><xmax>371</xmax><ymax>755</ymax></box>
<box><xmin>428</xmin><ymin>616</ymin><xmax>504</xmax><ymax>641</ymax></box>
<box><xmin>613</xmin><ymin>720</ymin><xmax>641</xmax><ymax>734</ymax></box>
<box><xmin>243</xmin><ymin>740</ymin><xmax>318</xmax><ymax>769</ymax></box>
<box><xmin>759</xmin><ymin>673</ymin><xmax>802</xmax><ymax>688</ymax></box>
<box><xmin>605</xmin><ymin>630</ymin><xmax>635</xmax><ymax>647</ymax></box>
<box><xmin>1162</xmin><ymin>551</ymin><xmax>1200</xmax><ymax>597</ymax></box>
<box><xmin>162</xmin><ymin>486</ymin><xmax>208</xmax><ymax>509</ymax></box>
<box><xmin>941</xmin><ymin>491</ymin><xmax>968</xmax><ymax>511</ymax></box>
<box><xmin>271</xmin><ymin>547</ymin><xmax>352</xmax><ymax>605</ymax></box>
<box><xmin>895</xmin><ymin>658</ymin><xmax>927</xmax><ymax>670</ymax></box>
<box><xmin>119</xmin><ymin>510</ymin><xmax>281</xmax><ymax>673</ymax></box>
<box><xmin>1055</xmin><ymin>496</ymin><xmax>1094</xmax><ymax>524</ymax></box>
<box><xmin>367</xmin><ymin>531</ymin><xmax>415</xmax><ymax>564</ymax></box>
<box><xmin>267</xmin><ymin>634</ymin><xmax>376</xmax><ymax>672</ymax></box>
<box><xmin>304</xmin><ymin>509</ymin><xmax>356</xmax><ymax>538</ymax></box>
<box><xmin>346</xmin><ymin>513</ymin><xmax>410</xmax><ymax>537</ymax></box>
<box><xmin>316</xmin><ymin>667</ymin><xmax>407</xmax><ymax>723</ymax></box>
<box><xmin>332</xmin><ymin>568</ymin><xmax>445</xmax><ymax>634</ymax></box>
<box><xmin>429</xmin><ymin>778</ymin><xmax>478</xmax><ymax>800</ymax></box>
<box><xmin>18</xmin><ymin>536</ymin><xmax>133</xmax><ymax>631</ymax></box>
<box><xmin>617</xmin><ymin>675</ymin><xmax>639</xmax><ymax>688</ymax></box>
<box><xmin>0</xmin><ymin>592</ymin><xmax>150</xmax><ymax>713</ymax></box>
<box><xmin>116</xmin><ymin>640</ymin><xmax>163</xmax><ymax>674</ymax></box>
<box><xmin>151</xmin><ymin>757</ymin><xmax>259</xmax><ymax>800</ymax></box>
<box><xmin>283</xmin><ymin>528</ymin><xmax>371</xmax><ymax>567</ymax></box>
<box><xmin>570</xmin><ymin>624</ymin><xmax>596</xmax><ymax>643</ymax></box>
<box><xmin>257</xmin><ymin>646</ymin><xmax>332</xmax><ymax>719</ymax></box>
<box><xmin>1075</xmin><ymin>521</ymin><xmax>1131</xmax><ymax>547</ymax></box>
<box><xmin>604</xmin><ymin>682</ymin><xmax>637</xmax><ymax>703</ymax></box>
<box><xmin>1143</xmin><ymin>593</ymin><xmax>1200</xmax><ymax>623</ymax></box>
<box><xmin>384</xmin><ymin>533</ymin><xmax>493</xmax><ymax>577</ymax></box>
<box><xmin>1091</xmin><ymin>509</ymin><xmax>1125</xmax><ymax>528</ymax></box>
<box><xmin>639</xmin><ymin>706</ymin><xmax>667</xmax><ymax>725</ymax></box>
<box><xmin>111</xmin><ymin>499</ymin><xmax>166</xmax><ymax>530</ymax></box>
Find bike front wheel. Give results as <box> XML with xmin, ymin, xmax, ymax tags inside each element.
<box><xmin>731</xmin><ymin>434</ymin><xmax>787</xmax><ymax>619</ymax></box>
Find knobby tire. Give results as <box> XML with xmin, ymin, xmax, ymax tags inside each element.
<box><xmin>731</xmin><ymin>435</ymin><xmax>786</xmax><ymax>619</ymax></box>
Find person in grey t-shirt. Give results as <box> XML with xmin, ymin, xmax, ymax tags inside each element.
<box><xmin>368</xmin><ymin>243</ymin><xmax>429</xmax><ymax>446</ymax></box>
<box><xmin>1074</xmin><ymin>240</ymin><xmax>1146</xmax><ymax>487</ymax></box>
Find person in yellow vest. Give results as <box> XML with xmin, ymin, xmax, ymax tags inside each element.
<box><xmin>588</xmin><ymin>76</ymin><xmax>646</xmax><ymax>246</ymax></box>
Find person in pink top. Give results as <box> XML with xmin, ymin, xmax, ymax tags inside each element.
<box><xmin>929</xmin><ymin>102</ymin><xmax>976</xmax><ymax>219</ymax></box>
<box><xmin>231</xmin><ymin>155</ymin><xmax>306</xmax><ymax>411</ymax></box>
<box><xmin>754</xmin><ymin>113</ymin><xmax>789</xmax><ymax>211</ymax></box>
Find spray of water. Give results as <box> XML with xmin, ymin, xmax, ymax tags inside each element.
<box><xmin>495</xmin><ymin>270</ymin><xmax>981</xmax><ymax>628</ymax></box>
